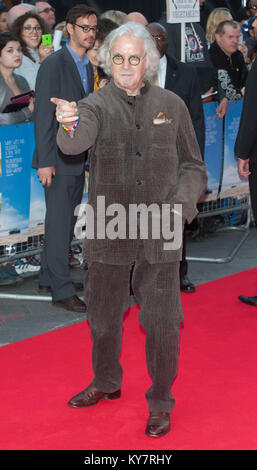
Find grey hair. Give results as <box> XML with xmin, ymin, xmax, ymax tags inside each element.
<box><xmin>97</xmin><ymin>21</ymin><xmax>160</xmax><ymax>80</ymax></box>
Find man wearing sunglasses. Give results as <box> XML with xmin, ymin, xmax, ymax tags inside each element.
<box><xmin>52</xmin><ymin>22</ymin><xmax>207</xmax><ymax>437</ymax></box>
<box><xmin>32</xmin><ymin>4</ymin><xmax>98</xmax><ymax>312</ymax></box>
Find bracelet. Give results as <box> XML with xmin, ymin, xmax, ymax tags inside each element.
<box><xmin>61</xmin><ymin>113</ymin><xmax>79</xmax><ymax>132</ymax></box>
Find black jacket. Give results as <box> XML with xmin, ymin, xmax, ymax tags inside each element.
<box><xmin>164</xmin><ymin>54</ymin><xmax>205</xmax><ymax>158</ymax></box>
<box><xmin>32</xmin><ymin>45</ymin><xmax>94</xmax><ymax>175</ymax></box>
<box><xmin>234</xmin><ymin>57</ymin><xmax>257</xmax><ymax>164</ymax></box>
<box><xmin>209</xmin><ymin>41</ymin><xmax>248</xmax><ymax>100</ymax></box>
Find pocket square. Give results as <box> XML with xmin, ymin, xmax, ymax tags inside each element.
<box><xmin>153</xmin><ymin>111</ymin><xmax>173</xmax><ymax>125</ymax></box>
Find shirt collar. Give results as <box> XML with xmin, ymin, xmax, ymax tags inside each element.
<box><xmin>160</xmin><ymin>55</ymin><xmax>167</xmax><ymax>68</ymax></box>
<box><xmin>66</xmin><ymin>42</ymin><xmax>89</xmax><ymax>65</ymax></box>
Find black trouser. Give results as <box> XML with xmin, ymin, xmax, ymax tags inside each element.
<box><xmin>39</xmin><ymin>173</ymin><xmax>85</xmax><ymax>301</ymax></box>
<box><xmin>85</xmin><ymin>246</ymin><xmax>183</xmax><ymax>413</ymax></box>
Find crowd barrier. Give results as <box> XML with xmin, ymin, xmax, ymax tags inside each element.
<box><xmin>187</xmin><ymin>99</ymin><xmax>251</xmax><ymax>263</ymax></box>
<box><xmin>0</xmin><ymin>100</ymin><xmax>250</xmax><ymax>295</ymax></box>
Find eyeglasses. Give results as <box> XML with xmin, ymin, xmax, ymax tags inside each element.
<box><xmin>112</xmin><ymin>53</ymin><xmax>146</xmax><ymax>66</ymax></box>
<box><xmin>23</xmin><ymin>25</ymin><xmax>42</xmax><ymax>33</ymax></box>
<box><xmin>74</xmin><ymin>24</ymin><xmax>97</xmax><ymax>33</ymax></box>
<box><xmin>39</xmin><ymin>7</ymin><xmax>55</xmax><ymax>14</ymax></box>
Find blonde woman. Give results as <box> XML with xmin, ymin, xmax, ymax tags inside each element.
<box><xmin>206</xmin><ymin>8</ymin><xmax>233</xmax><ymax>45</ymax></box>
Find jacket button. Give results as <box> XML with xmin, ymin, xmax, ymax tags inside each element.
<box><xmin>136</xmin><ymin>179</ymin><xmax>142</xmax><ymax>185</ymax></box>
<box><xmin>136</xmin><ymin>123</ymin><xmax>141</xmax><ymax>129</ymax></box>
<box><xmin>136</xmin><ymin>151</ymin><xmax>142</xmax><ymax>157</ymax></box>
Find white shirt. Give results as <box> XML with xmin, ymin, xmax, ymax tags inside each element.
<box><xmin>157</xmin><ymin>55</ymin><xmax>167</xmax><ymax>89</ymax></box>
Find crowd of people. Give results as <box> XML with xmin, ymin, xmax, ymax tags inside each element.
<box><xmin>0</xmin><ymin>1</ymin><xmax>256</xmax><ymax>123</ymax></box>
<box><xmin>1</xmin><ymin>0</ymin><xmax>257</xmax><ymax>438</ymax></box>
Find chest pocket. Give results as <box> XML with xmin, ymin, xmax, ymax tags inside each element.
<box><xmin>152</xmin><ymin>120</ymin><xmax>175</xmax><ymax>146</ymax></box>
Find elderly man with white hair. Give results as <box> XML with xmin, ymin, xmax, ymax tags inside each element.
<box><xmin>51</xmin><ymin>22</ymin><xmax>207</xmax><ymax>438</ymax></box>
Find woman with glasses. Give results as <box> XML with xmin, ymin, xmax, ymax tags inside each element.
<box><xmin>0</xmin><ymin>32</ymin><xmax>34</xmax><ymax>125</ymax></box>
<box><xmin>11</xmin><ymin>11</ymin><xmax>53</xmax><ymax>90</ymax></box>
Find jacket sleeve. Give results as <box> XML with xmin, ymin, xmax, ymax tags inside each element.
<box><xmin>188</xmin><ymin>67</ymin><xmax>205</xmax><ymax>159</ymax></box>
<box><xmin>57</xmin><ymin>97</ymin><xmax>99</xmax><ymax>155</ymax></box>
<box><xmin>173</xmin><ymin>101</ymin><xmax>207</xmax><ymax>223</ymax></box>
<box><xmin>234</xmin><ymin>58</ymin><xmax>257</xmax><ymax>159</ymax></box>
<box><xmin>33</xmin><ymin>57</ymin><xmax>60</xmax><ymax>168</ymax></box>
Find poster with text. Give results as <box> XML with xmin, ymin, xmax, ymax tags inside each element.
<box><xmin>166</xmin><ymin>0</ymin><xmax>200</xmax><ymax>23</ymax></box>
<box><xmin>202</xmin><ymin>102</ymin><xmax>223</xmax><ymax>201</ymax></box>
<box><xmin>0</xmin><ymin>123</ymin><xmax>32</xmax><ymax>244</ymax></box>
<box><xmin>222</xmin><ymin>100</ymin><xmax>249</xmax><ymax>198</ymax></box>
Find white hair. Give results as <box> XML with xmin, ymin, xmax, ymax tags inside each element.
<box><xmin>97</xmin><ymin>21</ymin><xmax>160</xmax><ymax>80</ymax></box>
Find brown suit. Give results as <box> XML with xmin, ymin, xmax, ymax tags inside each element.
<box><xmin>57</xmin><ymin>79</ymin><xmax>206</xmax><ymax>263</ymax></box>
<box><xmin>57</xmin><ymin>79</ymin><xmax>207</xmax><ymax>413</ymax></box>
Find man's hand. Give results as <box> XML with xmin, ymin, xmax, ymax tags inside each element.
<box><xmin>50</xmin><ymin>97</ymin><xmax>78</xmax><ymax>128</ymax></box>
<box><xmin>38</xmin><ymin>166</ymin><xmax>56</xmax><ymax>187</ymax></box>
<box><xmin>237</xmin><ymin>158</ymin><xmax>250</xmax><ymax>177</ymax></box>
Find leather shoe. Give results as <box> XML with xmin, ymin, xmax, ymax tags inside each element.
<box><xmin>145</xmin><ymin>411</ymin><xmax>170</xmax><ymax>437</ymax></box>
<box><xmin>38</xmin><ymin>282</ymin><xmax>83</xmax><ymax>294</ymax></box>
<box><xmin>180</xmin><ymin>275</ymin><xmax>195</xmax><ymax>293</ymax></box>
<box><xmin>68</xmin><ymin>383</ymin><xmax>121</xmax><ymax>408</ymax></box>
<box><xmin>52</xmin><ymin>295</ymin><xmax>86</xmax><ymax>312</ymax></box>
<box><xmin>238</xmin><ymin>295</ymin><xmax>257</xmax><ymax>307</ymax></box>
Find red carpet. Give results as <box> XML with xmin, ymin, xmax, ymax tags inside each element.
<box><xmin>1</xmin><ymin>268</ymin><xmax>257</xmax><ymax>450</ymax></box>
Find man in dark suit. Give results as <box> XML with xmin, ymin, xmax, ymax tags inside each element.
<box><xmin>235</xmin><ymin>57</ymin><xmax>257</xmax><ymax>307</ymax></box>
<box><xmin>147</xmin><ymin>22</ymin><xmax>205</xmax><ymax>293</ymax></box>
<box><xmin>32</xmin><ymin>4</ymin><xmax>98</xmax><ymax>311</ymax></box>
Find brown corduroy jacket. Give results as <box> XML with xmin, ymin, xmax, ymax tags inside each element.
<box><xmin>57</xmin><ymin>79</ymin><xmax>207</xmax><ymax>264</ymax></box>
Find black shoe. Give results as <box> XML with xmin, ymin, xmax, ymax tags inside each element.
<box><xmin>180</xmin><ymin>276</ymin><xmax>195</xmax><ymax>293</ymax></box>
<box><xmin>68</xmin><ymin>383</ymin><xmax>121</xmax><ymax>408</ymax></box>
<box><xmin>145</xmin><ymin>411</ymin><xmax>171</xmax><ymax>437</ymax></box>
<box><xmin>238</xmin><ymin>295</ymin><xmax>257</xmax><ymax>307</ymax></box>
<box><xmin>52</xmin><ymin>295</ymin><xmax>86</xmax><ymax>312</ymax></box>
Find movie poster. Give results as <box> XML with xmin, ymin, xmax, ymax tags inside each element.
<box><xmin>203</xmin><ymin>102</ymin><xmax>223</xmax><ymax>201</ymax></box>
<box><xmin>222</xmin><ymin>100</ymin><xmax>249</xmax><ymax>197</ymax></box>
<box><xmin>0</xmin><ymin>123</ymin><xmax>32</xmax><ymax>243</ymax></box>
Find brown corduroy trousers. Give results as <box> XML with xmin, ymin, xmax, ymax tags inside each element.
<box><xmin>84</xmin><ymin>245</ymin><xmax>183</xmax><ymax>414</ymax></box>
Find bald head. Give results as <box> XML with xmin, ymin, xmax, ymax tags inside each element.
<box><xmin>125</xmin><ymin>12</ymin><xmax>148</xmax><ymax>26</ymax></box>
<box><xmin>147</xmin><ymin>22</ymin><xmax>168</xmax><ymax>57</ymax></box>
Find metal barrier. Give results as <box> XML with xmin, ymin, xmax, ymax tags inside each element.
<box><xmin>187</xmin><ymin>193</ymin><xmax>251</xmax><ymax>264</ymax></box>
<box><xmin>0</xmin><ymin>231</ymin><xmax>83</xmax><ymax>300</ymax></box>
